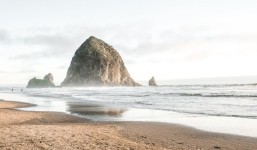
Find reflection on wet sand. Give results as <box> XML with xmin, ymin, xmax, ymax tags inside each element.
<box><xmin>67</xmin><ymin>102</ymin><xmax>127</xmax><ymax>116</ymax></box>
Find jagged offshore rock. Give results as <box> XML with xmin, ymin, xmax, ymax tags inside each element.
<box><xmin>43</xmin><ymin>73</ymin><xmax>54</xmax><ymax>85</ymax></box>
<box><xmin>148</xmin><ymin>76</ymin><xmax>157</xmax><ymax>86</ymax></box>
<box><xmin>61</xmin><ymin>36</ymin><xmax>139</xmax><ymax>86</ymax></box>
<box><xmin>26</xmin><ymin>73</ymin><xmax>55</xmax><ymax>88</ymax></box>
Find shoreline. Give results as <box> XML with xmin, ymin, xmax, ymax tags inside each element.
<box><xmin>3</xmin><ymin>87</ymin><xmax>257</xmax><ymax>138</ymax></box>
<box><xmin>1</xmin><ymin>99</ymin><xmax>257</xmax><ymax>149</ymax></box>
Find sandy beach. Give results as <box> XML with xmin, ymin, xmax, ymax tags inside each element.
<box><xmin>0</xmin><ymin>100</ymin><xmax>257</xmax><ymax>150</ymax></box>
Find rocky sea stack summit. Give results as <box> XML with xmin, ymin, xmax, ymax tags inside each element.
<box><xmin>148</xmin><ymin>76</ymin><xmax>157</xmax><ymax>86</ymax></box>
<box><xmin>61</xmin><ymin>36</ymin><xmax>140</xmax><ymax>86</ymax></box>
<box><xmin>27</xmin><ymin>73</ymin><xmax>55</xmax><ymax>88</ymax></box>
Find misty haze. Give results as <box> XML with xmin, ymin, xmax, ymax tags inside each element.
<box><xmin>1</xmin><ymin>0</ymin><xmax>257</xmax><ymax>149</ymax></box>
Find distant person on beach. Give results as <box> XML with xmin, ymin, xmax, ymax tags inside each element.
<box><xmin>12</xmin><ymin>89</ymin><xmax>13</xmax><ymax>92</ymax></box>
<box><xmin>21</xmin><ymin>89</ymin><xmax>23</xmax><ymax>92</ymax></box>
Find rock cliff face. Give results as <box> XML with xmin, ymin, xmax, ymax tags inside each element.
<box><xmin>27</xmin><ymin>73</ymin><xmax>55</xmax><ymax>88</ymax></box>
<box><xmin>148</xmin><ymin>76</ymin><xmax>157</xmax><ymax>86</ymax></box>
<box><xmin>44</xmin><ymin>73</ymin><xmax>54</xmax><ymax>85</ymax></box>
<box><xmin>61</xmin><ymin>36</ymin><xmax>139</xmax><ymax>86</ymax></box>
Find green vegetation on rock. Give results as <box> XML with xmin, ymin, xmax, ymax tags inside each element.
<box><xmin>27</xmin><ymin>73</ymin><xmax>55</xmax><ymax>88</ymax></box>
<box><xmin>61</xmin><ymin>36</ymin><xmax>140</xmax><ymax>86</ymax></box>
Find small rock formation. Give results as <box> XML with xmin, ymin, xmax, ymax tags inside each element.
<box><xmin>148</xmin><ymin>76</ymin><xmax>157</xmax><ymax>86</ymax></box>
<box><xmin>61</xmin><ymin>36</ymin><xmax>139</xmax><ymax>86</ymax></box>
<box><xmin>44</xmin><ymin>73</ymin><xmax>54</xmax><ymax>85</ymax></box>
<box><xmin>27</xmin><ymin>73</ymin><xmax>55</xmax><ymax>88</ymax></box>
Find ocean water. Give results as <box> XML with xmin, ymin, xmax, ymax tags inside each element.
<box><xmin>1</xmin><ymin>84</ymin><xmax>257</xmax><ymax>137</ymax></box>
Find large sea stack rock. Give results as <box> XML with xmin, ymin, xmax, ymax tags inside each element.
<box><xmin>27</xmin><ymin>73</ymin><xmax>55</xmax><ymax>88</ymax></box>
<box><xmin>61</xmin><ymin>36</ymin><xmax>139</xmax><ymax>87</ymax></box>
<box><xmin>148</xmin><ymin>76</ymin><xmax>157</xmax><ymax>86</ymax></box>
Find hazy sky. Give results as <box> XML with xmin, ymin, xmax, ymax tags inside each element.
<box><xmin>1</xmin><ymin>0</ymin><xmax>257</xmax><ymax>85</ymax></box>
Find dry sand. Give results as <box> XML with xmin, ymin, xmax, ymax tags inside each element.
<box><xmin>0</xmin><ymin>100</ymin><xmax>257</xmax><ymax>150</ymax></box>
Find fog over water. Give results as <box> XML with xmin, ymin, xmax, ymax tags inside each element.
<box><xmin>1</xmin><ymin>0</ymin><xmax>257</xmax><ymax>140</ymax></box>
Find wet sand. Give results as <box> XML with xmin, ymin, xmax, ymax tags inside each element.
<box><xmin>0</xmin><ymin>100</ymin><xmax>257</xmax><ymax>149</ymax></box>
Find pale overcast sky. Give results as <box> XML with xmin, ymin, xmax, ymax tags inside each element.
<box><xmin>1</xmin><ymin>0</ymin><xmax>257</xmax><ymax>85</ymax></box>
